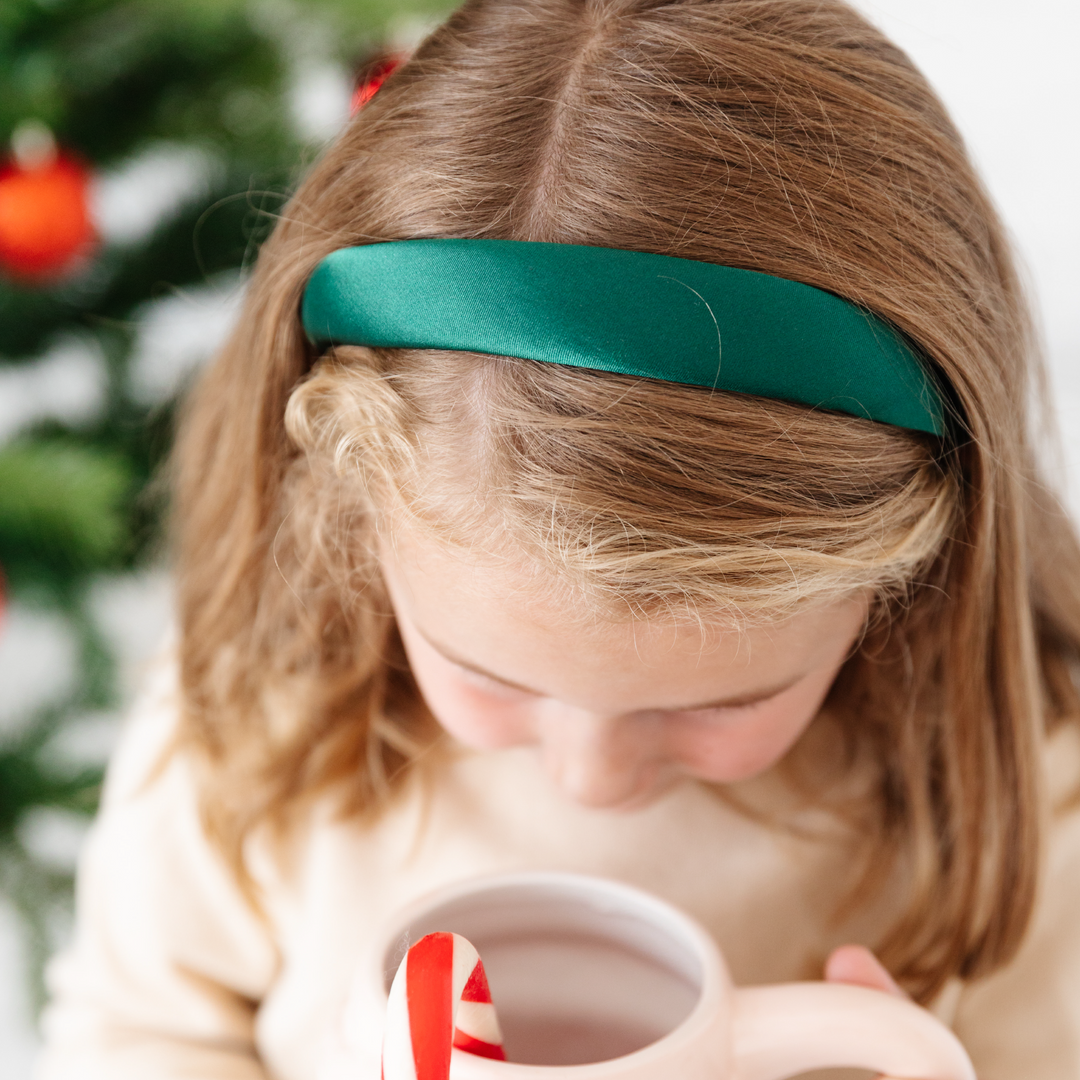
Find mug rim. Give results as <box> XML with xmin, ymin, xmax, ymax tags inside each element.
<box><xmin>373</xmin><ymin>869</ymin><xmax>733</xmax><ymax>1077</ymax></box>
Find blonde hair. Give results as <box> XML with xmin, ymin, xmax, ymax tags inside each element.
<box><xmin>173</xmin><ymin>0</ymin><xmax>1080</xmax><ymax>1002</ymax></box>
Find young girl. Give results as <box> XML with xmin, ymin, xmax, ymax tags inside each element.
<box><xmin>36</xmin><ymin>1</ymin><xmax>1080</xmax><ymax>1078</ymax></box>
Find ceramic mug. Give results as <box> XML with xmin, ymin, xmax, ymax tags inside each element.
<box><xmin>351</xmin><ymin>871</ymin><xmax>975</xmax><ymax>1080</ymax></box>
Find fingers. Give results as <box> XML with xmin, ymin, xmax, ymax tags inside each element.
<box><xmin>824</xmin><ymin>951</ymin><xmax>976</xmax><ymax>1079</ymax></box>
<box><xmin>825</xmin><ymin>946</ymin><xmax>905</xmax><ymax>1080</ymax></box>
<box><xmin>824</xmin><ymin>944</ymin><xmax>906</xmax><ymax>998</ymax></box>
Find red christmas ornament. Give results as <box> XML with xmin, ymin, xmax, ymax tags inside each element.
<box><xmin>0</xmin><ymin>124</ymin><xmax>96</xmax><ymax>283</ymax></box>
<box><xmin>351</xmin><ymin>53</ymin><xmax>406</xmax><ymax>114</ymax></box>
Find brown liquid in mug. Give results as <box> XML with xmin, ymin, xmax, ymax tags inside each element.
<box><xmin>476</xmin><ymin>933</ymin><xmax>699</xmax><ymax>1066</ymax></box>
<box><xmin>499</xmin><ymin>1014</ymin><xmax>669</xmax><ymax>1067</ymax></box>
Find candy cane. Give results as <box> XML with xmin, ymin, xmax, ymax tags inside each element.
<box><xmin>382</xmin><ymin>932</ymin><xmax>506</xmax><ymax>1080</ymax></box>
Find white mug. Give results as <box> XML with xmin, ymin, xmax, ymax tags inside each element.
<box><xmin>345</xmin><ymin>871</ymin><xmax>975</xmax><ymax>1080</ymax></box>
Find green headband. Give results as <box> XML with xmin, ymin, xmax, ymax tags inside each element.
<box><xmin>301</xmin><ymin>239</ymin><xmax>945</xmax><ymax>435</ymax></box>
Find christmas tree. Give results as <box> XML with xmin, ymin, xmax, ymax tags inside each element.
<box><xmin>0</xmin><ymin>0</ymin><xmax>455</xmax><ymax>1017</ymax></box>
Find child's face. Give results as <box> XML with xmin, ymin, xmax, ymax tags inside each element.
<box><xmin>381</xmin><ymin>527</ymin><xmax>868</xmax><ymax>811</ymax></box>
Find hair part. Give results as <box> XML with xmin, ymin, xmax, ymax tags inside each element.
<box><xmin>173</xmin><ymin>0</ymin><xmax>1080</xmax><ymax>1002</ymax></box>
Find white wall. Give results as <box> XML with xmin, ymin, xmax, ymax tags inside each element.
<box><xmin>851</xmin><ymin>0</ymin><xmax>1080</xmax><ymax>505</ymax></box>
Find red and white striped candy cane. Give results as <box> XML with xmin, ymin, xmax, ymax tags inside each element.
<box><xmin>382</xmin><ymin>932</ymin><xmax>506</xmax><ymax>1080</ymax></box>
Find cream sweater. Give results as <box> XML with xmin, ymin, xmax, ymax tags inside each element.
<box><xmin>36</xmin><ymin>658</ymin><xmax>1080</xmax><ymax>1080</ymax></box>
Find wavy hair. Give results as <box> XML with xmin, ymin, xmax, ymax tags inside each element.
<box><xmin>172</xmin><ymin>0</ymin><xmax>1080</xmax><ymax>1003</ymax></box>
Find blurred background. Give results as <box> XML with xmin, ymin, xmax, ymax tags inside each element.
<box><xmin>0</xmin><ymin>0</ymin><xmax>1077</xmax><ymax>1075</ymax></box>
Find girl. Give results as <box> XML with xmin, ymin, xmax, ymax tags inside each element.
<box><xmin>37</xmin><ymin>1</ymin><xmax>1080</xmax><ymax>1078</ymax></box>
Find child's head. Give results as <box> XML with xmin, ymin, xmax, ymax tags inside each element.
<box><xmin>174</xmin><ymin>0</ymin><xmax>1080</xmax><ymax>1001</ymax></box>
<box><xmin>375</xmin><ymin>505</ymin><xmax>872</xmax><ymax>809</ymax></box>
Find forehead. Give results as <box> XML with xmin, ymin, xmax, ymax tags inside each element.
<box><xmin>379</xmin><ymin>519</ymin><xmax>866</xmax><ymax>712</ymax></box>
<box><xmin>383</xmin><ymin>514</ymin><xmax>709</xmax><ymax>639</ymax></box>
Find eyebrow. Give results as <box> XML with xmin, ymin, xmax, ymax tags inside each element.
<box><xmin>421</xmin><ymin>629</ymin><xmax>805</xmax><ymax>711</ymax></box>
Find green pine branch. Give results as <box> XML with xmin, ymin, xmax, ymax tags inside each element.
<box><xmin>0</xmin><ymin>0</ymin><xmax>459</xmax><ymax>1027</ymax></box>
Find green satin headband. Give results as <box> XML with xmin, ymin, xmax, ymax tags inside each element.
<box><xmin>301</xmin><ymin>239</ymin><xmax>945</xmax><ymax>436</ymax></box>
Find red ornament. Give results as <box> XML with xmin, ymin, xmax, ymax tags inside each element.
<box><xmin>0</xmin><ymin>130</ymin><xmax>96</xmax><ymax>283</ymax></box>
<box><xmin>351</xmin><ymin>53</ymin><xmax>406</xmax><ymax>114</ymax></box>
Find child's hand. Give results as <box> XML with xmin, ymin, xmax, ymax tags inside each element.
<box><xmin>824</xmin><ymin>944</ymin><xmax>906</xmax><ymax>998</ymax></box>
<box><xmin>824</xmin><ymin>947</ymin><xmax>973</xmax><ymax>1080</ymax></box>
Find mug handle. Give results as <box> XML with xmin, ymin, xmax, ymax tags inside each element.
<box><xmin>730</xmin><ymin>982</ymin><xmax>976</xmax><ymax>1080</ymax></box>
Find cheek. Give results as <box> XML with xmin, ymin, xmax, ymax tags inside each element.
<box><xmin>405</xmin><ymin>648</ymin><xmax>534</xmax><ymax>751</ymax></box>
<box><xmin>669</xmin><ymin>693</ymin><xmax>823</xmax><ymax>783</ymax></box>
<box><xmin>393</xmin><ymin>607</ymin><xmax>535</xmax><ymax>750</ymax></box>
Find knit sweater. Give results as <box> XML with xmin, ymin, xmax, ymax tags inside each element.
<box><xmin>36</xmin><ymin>656</ymin><xmax>1080</xmax><ymax>1080</ymax></box>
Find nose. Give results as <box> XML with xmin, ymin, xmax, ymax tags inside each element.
<box><xmin>538</xmin><ymin>706</ymin><xmax>660</xmax><ymax>809</ymax></box>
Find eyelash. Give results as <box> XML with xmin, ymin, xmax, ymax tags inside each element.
<box><xmin>453</xmin><ymin>664</ymin><xmax>771</xmax><ymax>718</ymax></box>
<box><xmin>454</xmin><ymin>664</ymin><xmax>532</xmax><ymax>696</ymax></box>
<box><xmin>673</xmin><ymin>701</ymin><xmax>765</xmax><ymax>723</ymax></box>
